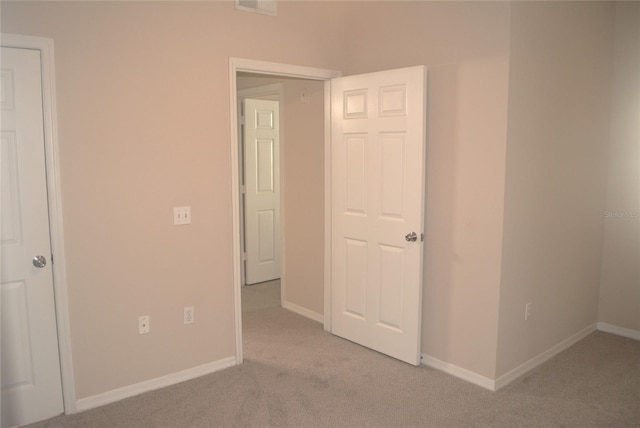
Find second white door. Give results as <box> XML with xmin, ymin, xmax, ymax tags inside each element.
<box><xmin>330</xmin><ymin>66</ymin><xmax>427</xmax><ymax>366</ymax></box>
<box><xmin>243</xmin><ymin>99</ymin><xmax>281</xmax><ymax>284</ymax></box>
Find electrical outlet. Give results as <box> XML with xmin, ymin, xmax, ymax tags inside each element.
<box><xmin>184</xmin><ymin>306</ymin><xmax>194</xmax><ymax>324</ymax></box>
<box><xmin>139</xmin><ymin>315</ymin><xmax>150</xmax><ymax>334</ymax></box>
<box><xmin>525</xmin><ymin>302</ymin><xmax>532</xmax><ymax>321</ymax></box>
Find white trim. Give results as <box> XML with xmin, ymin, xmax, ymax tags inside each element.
<box><xmin>597</xmin><ymin>322</ymin><xmax>640</xmax><ymax>341</ymax></box>
<box><xmin>229</xmin><ymin>62</ymin><xmax>244</xmax><ymax>365</ymax></box>
<box><xmin>229</xmin><ymin>58</ymin><xmax>340</xmax><ymax>365</ymax></box>
<box><xmin>421</xmin><ymin>354</ymin><xmax>496</xmax><ymax>391</ymax></box>
<box><xmin>282</xmin><ymin>300</ymin><xmax>324</xmax><ymax>324</ymax></box>
<box><xmin>232</xmin><ymin>58</ymin><xmax>341</xmax><ymax>80</ymax></box>
<box><xmin>323</xmin><ymin>81</ymin><xmax>332</xmax><ymax>332</ymax></box>
<box><xmin>422</xmin><ymin>324</ymin><xmax>598</xmax><ymax>392</ymax></box>
<box><xmin>1</xmin><ymin>33</ymin><xmax>77</xmax><ymax>414</ymax></box>
<box><xmin>494</xmin><ymin>323</ymin><xmax>597</xmax><ymax>390</ymax></box>
<box><xmin>237</xmin><ymin>82</ymin><xmax>283</xmax><ymax>101</ymax></box>
<box><xmin>75</xmin><ymin>357</ymin><xmax>236</xmax><ymax>412</ymax></box>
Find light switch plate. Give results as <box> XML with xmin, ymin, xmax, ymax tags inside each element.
<box><xmin>173</xmin><ymin>206</ymin><xmax>191</xmax><ymax>225</ymax></box>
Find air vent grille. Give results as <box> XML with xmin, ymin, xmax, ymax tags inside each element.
<box><xmin>236</xmin><ymin>0</ymin><xmax>277</xmax><ymax>16</ymax></box>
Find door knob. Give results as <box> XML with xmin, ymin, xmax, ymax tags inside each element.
<box><xmin>33</xmin><ymin>255</ymin><xmax>47</xmax><ymax>268</ymax></box>
<box><xmin>405</xmin><ymin>232</ymin><xmax>417</xmax><ymax>242</ymax></box>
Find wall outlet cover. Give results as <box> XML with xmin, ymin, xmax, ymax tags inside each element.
<box><xmin>139</xmin><ymin>315</ymin><xmax>150</xmax><ymax>334</ymax></box>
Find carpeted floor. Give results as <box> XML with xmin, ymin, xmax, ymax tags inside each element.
<box><xmin>241</xmin><ymin>280</ymin><xmax>281</xmax><ymax>312</ymax></box>
<box><xmin>27</xmin><ymin>290</ymin><xmax>639</xmax><ymax>427</ymax></box>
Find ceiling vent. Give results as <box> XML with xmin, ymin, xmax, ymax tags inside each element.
<box><xmin>235</xmin><ymin>0</ymin><xmax>277</xmax><ymax>16</ymax></box>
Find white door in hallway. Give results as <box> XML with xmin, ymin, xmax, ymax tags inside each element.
<box><xmin>1</xmin><ymin>46</ymin><xmax>64</xmax><ymax>427</ymax></box>
<box><xmin>243</xmin><ymin>98</ymin><xmax>281</xmax><ymax>284</ymax></box>
<box><xmin>331</xmin><ymin>66</ymin><xmax>426</xmax><ymax>366</ymax></box>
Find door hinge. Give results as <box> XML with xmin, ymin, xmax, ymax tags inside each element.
<box><xmin>51</xmin><ymin>253</ymin><xmax>54</xmax><ymax>264</ymax></box>
<box><xmin>421</xmin><ymin>233</ymin><xmax>424</xmax><ymax>242</ymax></box>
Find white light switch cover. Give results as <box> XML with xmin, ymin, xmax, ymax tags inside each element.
<box><xmin>173</xmin><ymin>206</ymin><xmax>191</xmax><ymax>225</ymax></box>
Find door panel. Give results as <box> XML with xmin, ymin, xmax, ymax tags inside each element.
<box><xmin>378</xmin><ymin>244</ymin><xmax>404</xmax><ymax>330</ymax></box>
<box><xmin>257</xmin><ymin>209</ymin><xmax>275</xmax><ymax>262</ymax></box>
<box><xmin>243</xmin><ymin>99</ymin><xmax>281</xmax><ymax>284</ymax></box>
<box><xmin>345</xmin><ymin>238</ymin><xmax>367</xmax><ymax>319</ymax></box>
<box><xmin>331</xmin><ymin>66</ymin><xmax>426</xmax><ymax>366</ymax></box>
<box><xmin>1</xmin><ymin>47</ymin><xmax>63</xmax><ymax>427</ymax></box>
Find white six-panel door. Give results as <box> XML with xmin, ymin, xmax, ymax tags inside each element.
<box><xmin>330</xmin><ymin>66</ymin><xmax>426</xmax><ymax>366</ymax></box>
<box><xmin>1</xmin><ymin>47</ymin><xmax>64</xmax><ymax>427</ymax></box>
<box><xmin>243</xmin><ymin>99</ymin><xmax>281</xmax><ymax>284</ymax></box>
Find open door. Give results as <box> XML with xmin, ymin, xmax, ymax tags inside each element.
<box><xmin>330</xmin><ymin>66</ymin><xmax>426</xmax><ymax>366</ymax></box>
<box><xmin>1</xmin><ymin>46</ymin><xmax>64</xmax><ymax>427</ymax></box>
<box><xmin>243</xmin><ymin>98</ymin><xmax>281</xmax><ymax>284</ymax></box>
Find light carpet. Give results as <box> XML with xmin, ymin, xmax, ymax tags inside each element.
<box><xmin>28</xmin><ymin>306</ymin><xmax>639</xmax><ymax>427</ymax></box>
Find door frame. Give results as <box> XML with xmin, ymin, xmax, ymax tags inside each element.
<box><xmin>229</xmin><ymin>58</ymin><xmax>340</xmax><ymax>363</ymax></box>
<box><xmin>1</xmin><ymin>34</ymin><xmax>76</xmax><ymax>412</ymax></box>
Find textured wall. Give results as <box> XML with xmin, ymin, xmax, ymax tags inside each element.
<box><xmin>497</xmin><ymin>1</ymin><xmax>615</xmax><ymax>376</ymax></box>
<box><xmin>598</xmin><ymin>2</ymin><xmax>640</xmax><ymax>333</ymax></box>
<box><xmin>2</xmin><ymin>0</ymin><xmax>632</xmax><ymax>402</ymax></box>
<box><xmin>1</xmin><ymin>0</ymin><xmax>344</xmax><ymax>399</ymax></box>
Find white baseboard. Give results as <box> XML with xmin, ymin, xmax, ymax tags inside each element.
<box><xmin>282</xmin><ymin>300</ymin><xmax>324</xmax><ymax>323</ymax></box>
<box><xmin>421</xmin><ymin>354</ymin><xmax>496</xmax><ymax>391</ymax></box>
<box><xmin>597</xmin><ymin>322</ymin><xmax>640</xmax><ymax>341</ymax></box>
<box><xmin>75</xmin><ymin>356</ymin><xmax>236</xmax><ymax>412</ymax></box>
<box><xmin>494</xmin><ymin>323</ymin><xmax>597</xmax><ymax>390</ymax></box>
<box><xmin>422</xmin><ymin>323</ymin><xmax>599</xmax><ymax>392</ymax></box>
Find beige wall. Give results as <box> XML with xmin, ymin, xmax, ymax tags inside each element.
<box><xmin>496</xmin><ymin>2</ymin><xmax>615</xmax><ymax>376</ymax></box>
<box><xmin>2</xmin><ymin>0</ymin><xmax>635</xmax><ymax>402</ymax></box>
<box><xmin>343</xmin><ymin>1</ymin><xmax>511</xmax><ymax>379</ymax></box>
<box><xmin>280</xmin><ymin>79</ymin><xmax>325</xmax><ymax>315</ymax></box>
<box><xmin>598</xmin><ymin>2</ymin><xmax>640</xmax><ymax>332</ymax></box>
<box><xmin>1</xmin><ymin>0</ymin><xmax>344</xmax><ymax>399</ymax></box>
<box><xmin>237</xmin><ymin>75</ymin><xmax>325</xmax><ymax>315</ymax></box>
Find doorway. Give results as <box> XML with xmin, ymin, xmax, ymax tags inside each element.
<box><xmin>236</xmin><ymin>73</ymin><xmax>326</xmax><ymax>323</ymax></box>
<box><xmin>237</xmin><ymin>83</ymin><xmax>283</xmax><ymax>318</ymax></box>
<box><xmin>231</xmin><ymin>60</ymin><xmax>427</xmax><ymax>368</ymax></box>
<box><xmin>230</xmin><ymin>59</ymin><xmax>341</xmax><ymax>363</ymax></box>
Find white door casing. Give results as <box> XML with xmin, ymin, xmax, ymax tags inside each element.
<box><xmin>243</xmin><ymin>99</ymin><xmax>281</xmax><ymax>284</ymax></box>
<box><xmin>229</xmin><ymin>58</ymin><xmax>340</xmax><ymax>364</ymax></box>
<box><xmin>330</xmin><ymin>66</ymin><xmax>427</xmax><ymax>366</ymax></box>
<box><xmin>1</xmin><ymin>46</ymin><xmax>64</xmax><ymax>427</ymax></box>
<box><xmin>229</xmin><ymin>58</ymin><xmax>426</xmax><ymax>364</ymax></box>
